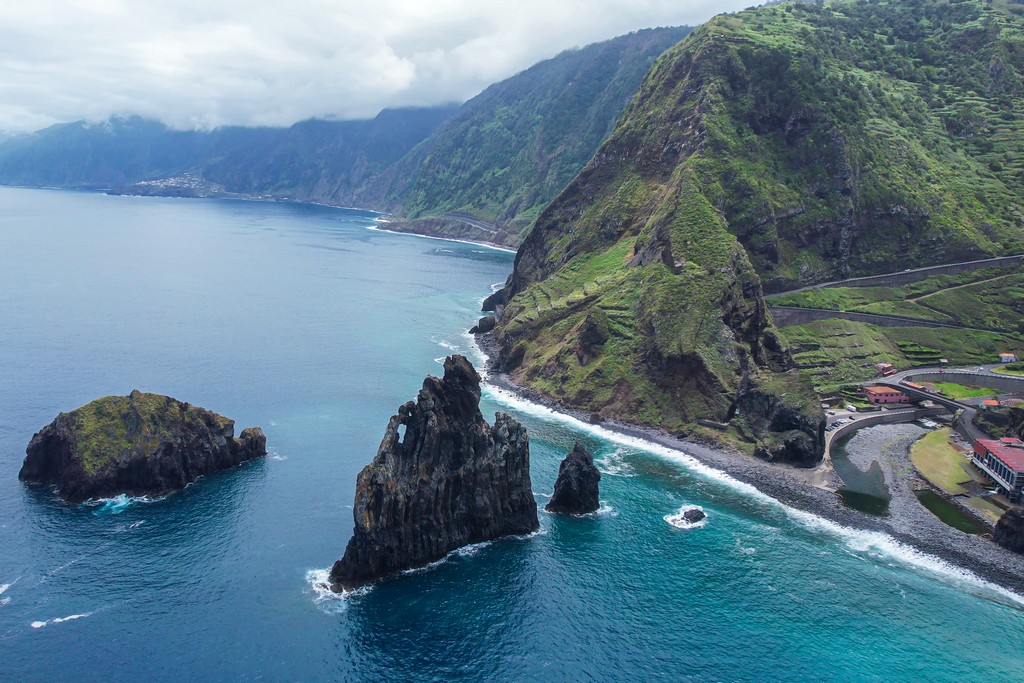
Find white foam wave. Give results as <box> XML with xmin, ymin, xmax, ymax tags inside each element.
<box><xmin>1</xmin><ymin>597</ymin><xmax>9</xmax><ymax>606</ymax></box>
<box><xmin>664</xmin><ymin>505</ymin><xmax>707</xmax><ymax>530</ymax></box>
<box><xmin>483</xmin><ymin>382</ymin><xmax>772</xmax><ymax>503</ymax></box>
<box><xmin>30</xmin><ymin>613</ymin><xmax>91</xmax><ymax>628</ymax></box>
<box><xmin>596</xmin><ymin>448</ymin><xmax>636</xmax><ymax>477</ymax></box>
<box><xmin>480</xmin><ymin>378</ymin><xmax>1024</xmax><ymax>606</ymax></box>
<box><xmin>365</xmin><ymin>225</ymin><xmax>516</xmax><ymax>252</ymax></box>
<box><xmin>0</xmin><ymin>578</ymin><xmax>16</xmax><ymax>595</ymax></box>
<box><xmin>304</xmin><ymin>569</ymin><xmax>368</xmax><ymax>611</ymax></box>
<box><xmin>783</xmin><ymin>506</ymin><xmax>1024</xmax><ymax>608</ymax></box>
<box><xmin>87</xmin><ymin>493</ymin><xmax>164</xmax><ymax>514</ymax></box>
<box><xmin>583</xmin><ymin>503</ymin><xmax>616</xmax><ymax>518</ymax></box>
<box><xmin>269</xmin><ymin>451</ymin><xmax>288</xmax><ymax>461</ymax></box>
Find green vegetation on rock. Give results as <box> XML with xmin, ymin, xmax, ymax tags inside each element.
<box><xmin>490</xmin><ymin>0</ymin><xmax>1024</xmax><ymax>463</ymax></box>
<box><xmin>362</xmin><ymin>27</ymin><xmax>692</xmax><ymax>244</ymax></box>
<box><xmin>772</xmin><ymin>264</ymin><xmax>1024</xmax><ymax>331</ymax></box>
<box><xmin>70</xmin><ymin>391</ymin><xmax>232</xmax><ymax>476</ymax></box>
<box><xmin>779</xmin><ymin>317</ymin><xmax>1021</xmax><ymax>388</ymax></box>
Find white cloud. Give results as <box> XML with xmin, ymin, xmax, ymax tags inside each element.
<box><xmin>0</xmin><ymin>0</ymin><xmax>751</xmax><ymax>133</ymax></box>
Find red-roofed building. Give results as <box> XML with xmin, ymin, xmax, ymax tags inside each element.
<box><xmin>981</xmin><ymin>399</ymin><xmax>1000</xmax><ymax>410</ymax></box>
<box><xmin>862</xmin><ymin>386</ymin><xmax>909</xmax><ymax>404</ymax></box>
<box><xmin>972</xmin><ymin>438</ymin><xmax>1024</xmax><ymax>501</ymax></box>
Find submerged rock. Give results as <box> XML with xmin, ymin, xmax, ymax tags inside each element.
<box><xmin>329</xmin><ymin>355</ymin><xmax>538</xmax><ymax>591</ymax></box>
<box><xmin>993</xmin><ymin>508</ymin><xmax>1024</xmax><ymax>554</ymax></box>
<box><xmin>19</xmin><ymin>390</ymin><xmax>266</xmax><ymax>502</ymax></box>
<box><xmin>546</xmin><ymin>441</ymin><xmax>601</xmax><ymax>515</ymax></box>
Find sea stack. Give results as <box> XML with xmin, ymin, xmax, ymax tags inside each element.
<box><xmin>19</xmin><ymin>390</ymin><xmax>266</xmax><ymax>502</ymax></box>
<box><xmin>329</xmin><ymin>355</ymin><xmax>538</xmax><ymax>591</ymax></box>
<box><xmin>546</xmin><ymin>441</ymin><xmax>601</xmax><ymax>515</ymax></box>
<box><xmin>993</xmin><ymin>508</ymin><xmax>1024</xmax><ymax>555</ymax></box>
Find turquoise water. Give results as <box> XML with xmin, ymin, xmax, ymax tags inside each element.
<box><xmin>1</xmin><ymin>187</ymin><xmax>1023</xmax><ymax>681</ymax></box>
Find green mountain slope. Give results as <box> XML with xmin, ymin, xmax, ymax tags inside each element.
<box><xmin>348</xmin><ymin>27</ymin><xmax>693</xmax><ymax>244</ymax></box>
<box><xmin>487</xmin><ymin>0</ymin><xmax>1024</xmax><ymax>463</ymax></box>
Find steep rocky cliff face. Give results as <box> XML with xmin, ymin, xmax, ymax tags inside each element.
<box><xmin>546</xmin><ymin>441</ymin><xmax>601</xmax><ymax>515</ymax></box>
<box><xmin>19</xmin><ymin>390</ymin><xmax>266</xmax><ymax>502</ymax></box>
<box><xmin>330</xmin><ymin>356</ymin><xmax>538</xmax><ymax>591</ymax></box>
<box><xmin>357</xmin><ymin>27</ymin><xmax>691</xmax><ymax>244</ymax></box>
<box><xmin>485</xmin><ymin>0</ymin><xmax>1024</xmax><ymax>465</ymax></box>
<box><xmin>993</xmin><ymin>508</ymin><xmax>1024</xmax><ymax>555</ymax></box>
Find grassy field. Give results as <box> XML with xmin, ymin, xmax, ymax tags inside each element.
<box><xmin>778</xmin><ymin>318</ymin><xmax>1024</xmax><ymax>390</ymax></box>
<box><xmin>992</xmin><ymin>361</ymin><xmax>1024</xmax><ymax>376</ymax></box>
<box><xmin>910</xmin><ymin>428</ymin><xmax>974</xmax><ymax>495</ymax></box>
<box><xmin>770</xmin><ymin>267</ymin><xmax>1024</xmax><ymax>332</ymax></box>
<box><xmin>929</xmin><ymin>382</ymin><xmax>995</xmax><ymax>400</ymax></box>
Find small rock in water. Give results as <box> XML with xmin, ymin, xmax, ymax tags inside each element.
<box><xmin>683</xmin><ymin>508</ymin><xmax>706</xmax><ymax>524</ymax></box>
<box><xmin>18</xmin><ymin>390</ymin><xmax>266</xmax><ymax>502</ymax></box>
<box><xmin>546</xmin><ymin>441</ymin><xmax>601</xmax><ymax>515</ymax></box>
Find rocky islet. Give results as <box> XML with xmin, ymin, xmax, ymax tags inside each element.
<box><xmin>329</xmin><ymin>355</ymin><xmax>539</xmax><ymax>591</ymax></box>
<box><xmin>19</xmin><ymin>390</ymin><xmax>266</xmax><ymax>502</ymax></box>
<box><xmin>546</xmin><ymin>440</ymin><xmax>601</xmax><ymax>515</ymax></box>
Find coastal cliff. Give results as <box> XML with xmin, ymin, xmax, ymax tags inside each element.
<box><xmin>482</xmin><ymin>0</ymin><xmax>1024</xmax><ymax>465</ymax></box>
<box><xmin>329</xmin><ymin>356</ymin><xmax>538</xmax><ymax>591</ymax></box>
<box><xmin>19</xmin><ymin>390</ymin><xmax>266</xmax><ymax>502</ymax></box>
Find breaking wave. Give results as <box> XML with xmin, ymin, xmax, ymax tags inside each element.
<box><xmin>596</xmin><ymin>448</ymin><xmax>636</xmax><ymax>477</ymax></box>
<box><xmin>87</xmin><ymin>493</ymin><xmax>164</xmax><ymax>515</ymax></box>
<box><xmin>664</xmin><ymin>505</ymin><xmax>707</xmax><ymax>530</ymax></box>
<box><xmin>30</xmin><ymin>613</ymin><xmax>91</xmax><ymax>629</ymax></box>
<box><xmin>479</xmin><ymin>378</ymin><xmax>1024</xmax><ymax>607</ymax></box>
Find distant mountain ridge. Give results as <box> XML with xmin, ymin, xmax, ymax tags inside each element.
<box><xmin>0</xmin><ymin>27</ymin><xmax>692</xmax><ymax>245</ymax></box>
<box><xmin>0</xmin><ymin>107</ymin><xmax>459</xmax><ymax>199</ymax></box>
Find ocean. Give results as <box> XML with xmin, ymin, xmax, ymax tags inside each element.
<box><xmin>0</xmin><ymin>187</ymin><xmax>1022</xmax><ymax>681</ymax></box>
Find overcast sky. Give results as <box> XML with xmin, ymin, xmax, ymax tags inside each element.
<box><xmin>0</xmin><ymin>1</ymin><xmax>753</xmax><ymax>134</ymax></box>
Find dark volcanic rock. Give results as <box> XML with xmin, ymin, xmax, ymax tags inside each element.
<box><xmin>19</xmin><ymin>390</ymin><xmax>266</xmax><ymax>502</ymax></box>
<box><xmin>683</xmin><ymin>508</ymin><xmax>706</xmax><ymax>524</ymax></box>
<box><xmin>469</xmin><ymin>315</ymin><xmax>496</xmax><ymax>334</ymax></box>
<box><xmin>329</xmin><ymin>355</ymin><xmax>538</xmax><ymax>591</ymax></box>
<box><xmin>993</xmin><ymin>508</ymin><xmax>1024</xmax><ymax>554</ymax></box>
<box><xmin>546</xmin><ymin>441</ymin><xmax>601</xmax><ymax>515</ymax></box>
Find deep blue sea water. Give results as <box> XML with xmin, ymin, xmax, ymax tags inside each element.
<box><xmin>1</xmin><ymin>187</ymin><xmax>1023</xmax><ymax>682</ymax></box>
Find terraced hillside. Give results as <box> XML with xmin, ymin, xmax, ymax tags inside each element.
<box><xmin>487</xmin><ymin>0</ymin><xmax>1024</xmax><ymax>464</ymax></box>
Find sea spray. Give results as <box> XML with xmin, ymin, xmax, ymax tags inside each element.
<box><xmin>665</xmin><ymin>505</ymin><xmax>708</xmax><ymax>530</ymax></box>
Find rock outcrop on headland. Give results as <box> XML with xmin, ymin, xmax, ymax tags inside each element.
<box><xmin>993</xmin><ymin>508</ymin><xmax>1024</xmax><ymax>555</ymax></box>
<box><xmin>546</xmin><ymin>441</ymin><xmax>601</xmax><ymax>515</ymax></box>
<box><xmin>19</xmin><ymin>390</ymin><xmax>266</xmax><ymax>502</ymax></box>
<box><xmin>330</xmin><ymin>355</ymin><xmax>538</xmax><ymax>591</ymax></box>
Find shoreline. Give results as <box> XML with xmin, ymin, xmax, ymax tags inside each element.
<box><xmin>7</xmin><ymin>184</ymin><xmax>521</xmax><ymax>255</ymax></box>
<box><xmin>367</xmin><ymin>223</ymin><xmax>518</xmax><ymax>253</ymax></box>
<box><xmin>472</xmin><ymin>332</ymin><xmax>1024</xmax><ymax>599</ymax></box>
